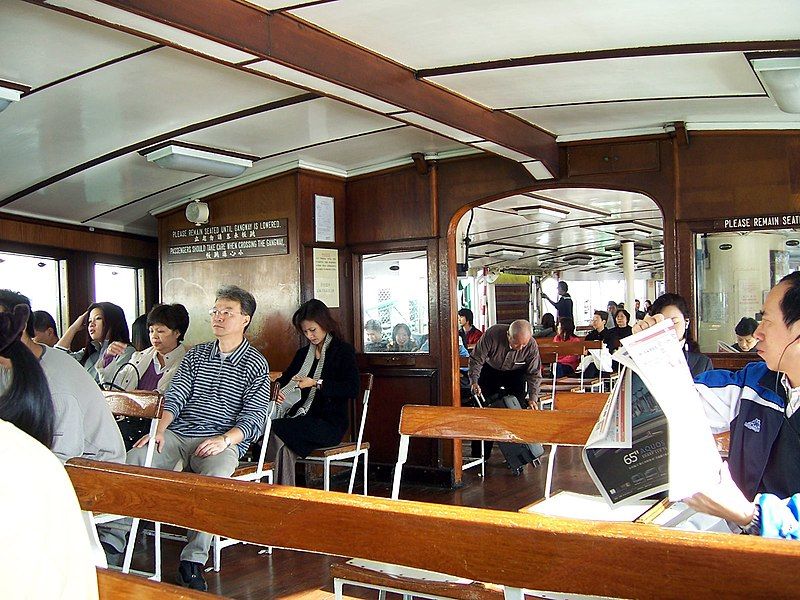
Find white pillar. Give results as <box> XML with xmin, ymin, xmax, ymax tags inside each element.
<box><xmin>622</xmin><ymin>241</ymin><xmax>636</xmax><ymax>322</ymax></box>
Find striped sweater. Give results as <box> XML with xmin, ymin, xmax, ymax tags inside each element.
<box><xmin>164</xmin><ymin>338</ymin><xmax>270</xmax><ymax>458</ymax></box>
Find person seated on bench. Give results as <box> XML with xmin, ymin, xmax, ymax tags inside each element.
<box><xmin>0</xmin><ymin>290</ymin><xmax>125</xmax><ymax>464</ymax></box>
<box><xmin>0</xmin><ymin>311</ymin><xmax>97</xmax><ymax>598</ymax></box>
<box><xmin>99</xmin><ymin>285</ymin><xmax>270</xmax><ymax>591</ymax></box>
<box><xmin>582</xmin><ymin>310</ymin><xmax>611</xmax><ymax>379</ymax></box>
<box><xmin>458</xmin><ymin>308</ymin><xmax>482</xmax><ymax>350</ymax></box>
<box><xmin>268</xmin><ymin>299</ymin><xmax>359</xmax><ymax>486</ymax></box>
<box><xmin>732</xmin><ymin>317</ymin><xmax>759</xmax><ymax>353</ymax></box>
<box><xmin>648</xmin><ymin>293</ymin><xmax>713</xmax><ymax>378</ymax></box>
<box><xmin>32</xmin><ymin>309</ymin><xmax>59</xmax><ymax>347</ymax></box>
<box><xmin>533</xmin><ymin>312</ymin><xmax>555</xmax><ymax>338</ymax></box>
<box><xmin>364</xmin><ymin>319</ymin><xmax>388</xmax><ymax>352</ymax></box>
<box><xmin>553</xmin><ymin>317</ymin><xmax>580</xmax><ymax>378</ymax></box>
<box><xmin>468</xmin><ymin>320</ymin><xmax>541</xmax><ymax>456</ymax></box>
<box><xmin>96</xmin><ymin>303</ymin><xmax>190</xmax><ymax>449</ymax></box>
<box><xmin>57</xmin><ymin>302</ymin><xmax>135</xmax><ymax>384</ymax></box>
<box><xmin>635</xmin><ymin>273</ymin><xmax>800</xmax><ymax>538</ymax></box>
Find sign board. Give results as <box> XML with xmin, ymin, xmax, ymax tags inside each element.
<box><xmin>167</xmin><ymin>219</ymin><xmax>289</xmax><ymax>263</ymax></box>
<box><xmin>713</xmin><ymin>214</ymin><xmax>800</xmax><ymax>232</ymax></box>
<box><xmin>313</xmin><ymin>248</ymin><xmax>340</xmax><ymax>308</ymax></box>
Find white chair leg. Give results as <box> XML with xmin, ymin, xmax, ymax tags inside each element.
<box><xmin>213</xmin><ymin>534</ymin><xmax>222</xmax><ymax>572</ymax></box>
<box><xmin>122</xmin><ymin>517</ymin><xmax>140</xmax><ymax>573</ymax></box>
<box><xmin>362</xmin><ymin>451</ymin><xmax>369</xmax><ymax>496</ymax></box>
<box><xmin>154</xmin><ymin>521</ymin><xmax>162</xmax><ymax>582</ymax></box>
<box><xmin>324</xmin><ymin>457</ymin><xmax>331</xmax><ymax>492</ymax></box>
<box><xmin>503</xmin><ymin>586</ymin><xmax>524</xmax><ymax>600</ymax></box>
<box><xmin>347</xmin><ymin>451</ymin><xmax>359</xmax><ymax>495</ymax></box>
<box><xmin>82</xmin><ymin>511</ymin><xmax>108</xmax><ymax>568</ymax></box>
<box><xmin>545</xmin><ymin>444</ymin><xmax>557</xmax><ymax>499</ymax></box>
<box><xmin>480</xmin><ymin>441</ymin><xmax>485</xmax><ymax>478</ymax></box>
<box><xmin>334</xmin><ymin>577</ymin><xmax>344</xmax><ymax>600</ymax></box>
<box><xmin>378</xmin><ymin>590</ymin><xmax>387</xmax><ymax>600</ymax></box>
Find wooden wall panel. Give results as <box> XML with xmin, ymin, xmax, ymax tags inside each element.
<box><xmin>676</xmin><ymin>133</ymin><xmax>800</xmax><ymax>221</ymax></box>
<box><xmin>158</xmin><ymin>173</ymin><xmax>300</xmax><ymax>372</ymax></box>
<box><xmin>346</xmin><ymin>166</ymin><xmax>433</xmax><ymax>244</ymax></box>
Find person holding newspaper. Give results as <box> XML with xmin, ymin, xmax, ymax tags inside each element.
<box><xmin>633</xmin><ymin>273</ymin><xmax>800</xmax><ymax>539</ymax></box>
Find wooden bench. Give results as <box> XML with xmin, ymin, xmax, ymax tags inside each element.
<box><xmin>705</xmin><ymin>352</ymin><xmax>762</xmax><ymax>371</ymax></box>
<box><xmin>96</xmin><ymin>568</ymin><xmax>219</xmax><ymax>599</ymax></box>
<box><xmin>66</xmin><ymin>458</ymin><xmax>800</xmax><ymax>599</ymax></box>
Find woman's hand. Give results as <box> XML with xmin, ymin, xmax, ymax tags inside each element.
<box><xmin>68</xmin><ymin>311</ymin><xmax>88</xmax><ymax>332</ymax></box>
<box><xmin>631</xmin><ymin>312</ymin><xmax>665</xmax><ymax>335</ymax></box>
<box><xmin>276</xmin><ymin>388</ymin><xmax>286</xmax><ymax>404</ymax></box>
<box><xmin>106</xmin><ymin>341</ymin><xmax>129</xmax><ymax>357</ymax></box>
<box><xmin>292</xmin><ymin>375</ymin><xmax>317</xmax><ymax>389</ymax></box>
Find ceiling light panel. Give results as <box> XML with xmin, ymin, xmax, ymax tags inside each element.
<box><xmin>752</xmin><ymin>57</ymin><xmax>800</xmax><ymax>113</ymax></box>
<box><xmin>47</xmin><ymin>0</ymin><xmax>258</xmax><ymax>63</ymax></box>
<box><xmin>144</xmin><ymin>145</ymin><xmax>253</xmax><ymax>178</ymax></box>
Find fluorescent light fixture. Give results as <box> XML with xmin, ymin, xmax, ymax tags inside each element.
<box><xmin>515</xmin><ymin>205</ymin><xmax>569</xmax><ymax>223</ymax></box>
<box><xmin>752</xmin><ymin>57</ymin><xmax>800</xmax><ymax>114</ymax></box>
<box><xmin>618</xmin><ymin>227</ymin><xmax>650</xmax><ymax>240</ymax></box>
<box><xmin>0</xmin><ymin>85</ymin><xmax>22</xmax><ymax>113</ymax></box>
<box><xmin>562</xmin><ymin>254</ymin><xmax>592</xmax><ymax>266</ymax></box>
<box><xmin>521</xmin><ymin>161</ymin><xmax>555</xmax><ymax>180</ymax></box>
<box><xmin>486</xmin><ymin>248</ymin><xmax>525</xmax><ymax>260</ymax></box>
<box><xmin>144</xmin><ymin>145</ymin><xmax>253</xmax><ymax>178</ymax></box>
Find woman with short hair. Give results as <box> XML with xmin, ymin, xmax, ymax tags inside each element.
<box><xmin>553</xmin><ymin>317</ymin><xmax>580</xmax><ymax>378</ymax></box>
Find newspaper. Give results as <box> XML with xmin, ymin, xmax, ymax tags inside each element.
<box><xmin>582</xmin><ymin>319</ymin><xmax>722</xmax><ymax>506</ymax></box>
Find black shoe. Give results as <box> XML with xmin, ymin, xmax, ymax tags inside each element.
<box><xmin>100</xmin><ymin>541</ymin><xmax>123</xmax><ymax>568</ymax></box>
<box><xmin>178</xmin><ymin>560</ymin><xmax>208</xmax><ymax>591</ymax></box>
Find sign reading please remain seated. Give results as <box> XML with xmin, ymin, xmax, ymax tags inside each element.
<box><xmin>714</xmin><ymin>214</ymin><xmax>800</xmax><ymax>231</ymax></box>
<box><xmin>167</xmin><ymin>219</ymin><xmax>289</xmax><ymax>263</ymax></box>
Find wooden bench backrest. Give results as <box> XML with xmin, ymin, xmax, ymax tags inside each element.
<box><xmin>67</xmin><ymin>459</ymin><xmax>800</xmax><ymax>600</ymax></box>
<box><xmin>536</xmin><ymin>340</ymin><xmax>604</xmax><ymax>356</ymax></box>
<box><xmin>102</xmin><ymin>390</ymin><xmax>164</xmax><ymax>420</ymax></box>
<box><xmin>397</xmin><ymin>405</ymin><xmax>599</xmax><ymax>446</ymax></box>
<box><xmin>705</xmin><ymin>352</ymin><xmax>762</xmax><ymax>371</ymax></box>
<box><xmin>552</xmin><ymin>392</ymin><xmax>607</xmax><ymax>412</ymax></box>
<box><xmin>97</xmin><ymin>568</ymin><xmax>218</xmax><ymax>599</ymax></box>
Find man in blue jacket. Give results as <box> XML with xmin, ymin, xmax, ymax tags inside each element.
<box><xmin>635</xmin><ymin>271</ymin><xmax>800</xmax><ymax>538</ymax></box>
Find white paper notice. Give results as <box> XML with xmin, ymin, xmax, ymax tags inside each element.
<box><xmin>313</xmin><ymin>248</ymin><xmax>340</xmax><ymax>308</ymax></box>
<box><xmin>314</xmin><ymin>195</ymin><xmax>335</xmax><ymax>242</ymax></box>
<box><xmin>619</xmin><ymin>319</ymin><xmax>722</xmax><ymax>501</ymax></box>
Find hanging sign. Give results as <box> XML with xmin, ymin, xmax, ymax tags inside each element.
<box><xmin>167</xmin><ymin>219</ymin><xmax>289</xmax><ymax>263</ymax></box>
<box><xmin>713</xmin><ymin>214</ymin><xmax>800</xmax><ymax>232</ymax></box>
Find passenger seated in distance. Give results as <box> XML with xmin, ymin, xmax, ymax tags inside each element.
<box><xmin>457</xmin><ymin>308</ymin><xmax>482</xmax><ymax>349</ymax></box>
<box><xmin>388</xmin><ymin>322</ymin><xmax>418</xmax><ymax>352</ymax></box>
<box><xmin>732</xmin><ymin>317</ymin><xmax>759</xmax><ymax>352</ymax></box>
<box><xmin>553</xmin><ymin>317</ymin><xmax>580</xmax><ymax>378</ymax></box>
<box><xmin>363</xmin><ymin>318</ymin><xmax>388</xmax><ymax>352</ymax></box>
<box><xmin>32</xmin><ymin>309</ymin><xmax>59</xmax><ymax>347</ymax></box>
<box><xmin>533</xmin><ymin>312</ymin><xmax>555</xmax><ymax>338</ymax></box>
<box><xmin>648</xmin><ymin>293</ymin><xmax>713</xmax><ymax>378</ymax></box>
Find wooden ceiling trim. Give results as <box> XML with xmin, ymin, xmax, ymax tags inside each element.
<box><xmin>0</xmin><ymin>80</ymin><xmax>32</xmax><ymax>94</ymax></box>
<box><xmin>84</xmin><ymin>0</ymin><xmax>559</xmax><ymax>174</ymax></box>
<box><xmin>26</xmin><ymin>45</ymin><xmax>162</xmax><ymax>96</ymax></box>
<box><xmin>0</xmin><ymin>92</ymin><xmax>318</xmax><ymax>208</ymax></box>
<box><xmin>502</xmin><ymin>93</ymin><xmax>766</xmax><ymax>111</ymax></box>
<box><xmin>417</xmin><ymin>40</ymin><xmax>800</xmax><ymax>78</ymax></box>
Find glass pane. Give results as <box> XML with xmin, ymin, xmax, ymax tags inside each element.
<box><xmin>695</xmin><ymin>230</ymin><xmax>800</xmax><ymax>353</ymax></box>
<box><xmin>0</xmin><ymin>251</ymin><xmax>62</xmax><ymax>333</ymax></box>
<box><xmin>361</xmin><ymin>251</ymin><xmax>429</xmax><ymax>353</ymax></box>
<box><xmin>94</xmin><ymin>263</ymin><xmax>139</xmax><ymax>332</ymax></box>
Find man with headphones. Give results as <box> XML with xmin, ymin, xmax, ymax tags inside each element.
<box><xmin>634</xmin><ymin>271</ymin><xmax>800</xmax><ymax>538</ymax></box>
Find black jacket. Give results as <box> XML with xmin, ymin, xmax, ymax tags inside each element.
<box><xmin>273</xmin><ymin>336</ymin><xmax>359</xmax><ymax>457</ymax></box>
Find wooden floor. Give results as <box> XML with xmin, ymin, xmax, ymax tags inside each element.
<box><xmin>128</xmin><ymin>445</ymin><xmax>596</xmax><ymax>599</ymax></box>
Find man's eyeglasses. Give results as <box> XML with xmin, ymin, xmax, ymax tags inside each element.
<box><xmin>209</xmin><ymin>308</ymin><xmax>241</xmax><ymax>319</ymax></box>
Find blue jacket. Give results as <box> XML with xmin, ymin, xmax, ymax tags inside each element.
<box><xmin>695</xmin><ymin>361</ymin><xmax>788</xmax><ymax>501</ymax></box>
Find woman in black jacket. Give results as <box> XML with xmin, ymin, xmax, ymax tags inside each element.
<box><xmin>268</xmin><ymin>299</ymin><xmax>360</xmax><ymax>485</ymax></box>
<box><xmin>648</xmin><ymin>293</ymin><xmax>713</xmax><ymax>378</ymax></box>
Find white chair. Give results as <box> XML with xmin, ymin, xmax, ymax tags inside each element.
<box><xmin>209</xmin><ymin>382</ymin><xmax>278</xmax><ymax>571</ymax></box>
<box><xmin>92</xmin><ymin>390</ymin><xmax>165</xmax><ymax>580</ymax></box>
<box><xmin>298</xmin><ymin>373</ymin><xmax>373</xmax><ymax>495</ymax></box>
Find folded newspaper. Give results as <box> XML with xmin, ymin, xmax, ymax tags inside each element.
<box><xmin>582</xmin><ymin>319</ymin><xmax>722</xmax><ymax>506</ymax></box>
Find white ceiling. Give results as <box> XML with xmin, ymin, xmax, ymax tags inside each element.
<box><xmin>2</xmin><ymin>0</ymin><xmax>798</xmax><ymax>279</ymax></box>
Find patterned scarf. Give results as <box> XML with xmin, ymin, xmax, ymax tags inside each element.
<box><xmin>282</xmin><ymin>333</ymin><xmax>332</xmax><ymax>418</ymax></box>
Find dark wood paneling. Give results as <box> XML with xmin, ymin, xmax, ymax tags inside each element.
<box><xmin>158</xmin><ymin>173</ymin><xmax>300</xmax><ymax>371</ymax></box>
<box><xmin>296</xmin><ymin>171</ymin><xmax>353</xmax><ymax>344</ymax></box>
<box><xmin>346</xmin><ymin>166</ymin><xmax>434</xmax><ymax>244</ymax></box>
<box><xmin>568</xmin><ymin>141</ymin><xmax>659</xmax><ymax>176</ymax></box>
<box><xmin>359</xmin><ymin>369</ymin><xmax>439</xmax><ymax>465</ymax></box>
<box><xmin>676</xmin><ymin>133</ymin><xmax>800</xmax><ymax>221</ymax></box>
<box><xmin>494</xmin><ymin>283</ymin><xmax>530</xmax><ymax>324</ymax></box>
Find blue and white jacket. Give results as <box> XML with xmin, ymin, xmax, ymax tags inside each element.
<box><xmin>695</xmin><ymin>361</ymin><xmax>788</xmax><ymax>501</ymax></box>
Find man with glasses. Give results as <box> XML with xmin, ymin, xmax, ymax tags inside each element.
<box><xmin>100</xmin><ymin>285</ymin><xmax>270</xmax><ymax>591</ymax></box>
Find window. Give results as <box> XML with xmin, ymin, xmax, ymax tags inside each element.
<box><xmin>694</xmin><ymin>230</ymin><xmax>800</xmax><ymax>353</ymax></box>
<box><xmin>94</xmin><ymin>263</ymin><xmax>141</xmax><ymax>331</ymax></box>
<box><xmin>361</xmin><ymin>251</ymin><xmax>429</xmax><ymax>353</ymax></box>
<box><xmin>0</xmin><ymin>251</ymin><xmax>64</xmax><ymax>334</ymax></box>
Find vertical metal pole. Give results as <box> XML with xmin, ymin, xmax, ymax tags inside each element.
<box><xmin>622</xmin><ymin>241</ymin><xmax>636</xmax><ymax>322</ymax></box>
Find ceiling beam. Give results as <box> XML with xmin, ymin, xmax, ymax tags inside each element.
<box><xmin>78</xmin><ymin>0</ymin><xmax>558</xmax><ymax>175</ymax></box>
<box><xmin>417</xmin><ymin>40</ymin><xmax>800</xmax><ymax>78</ymax></box>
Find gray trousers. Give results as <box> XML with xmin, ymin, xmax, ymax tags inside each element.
<box><xmin>266</xmin><ymin>431</ymin><xmax>299</xmax><ymax>486</ymax></box>
<box><xmin>99</xmin><ymin>429</ymin><xmax>239</xmax><ymax>565</ymax></box>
